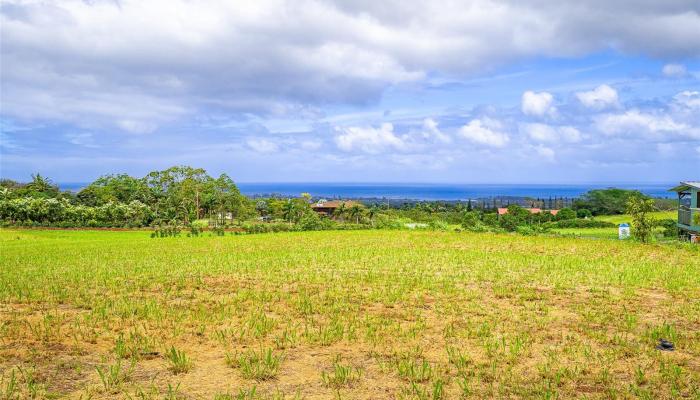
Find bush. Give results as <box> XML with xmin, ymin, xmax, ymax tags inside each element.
<box><xmin>482</xmin><ymin>213</ymin><xmax>499</xmax><ymax>227</ymax></box>
<box><xmin>428</xmin><ymin>220</ymin><xmax>449</xmax><ymax>231</ymax></box>
<box><xmin>655</xmin><ymin>219</ymin><xmax>677</xmax><ymax>238</ymax></box>
<box><xmin>374</xmin><ymin>216</ymin><xmax>407</xmax><ymax>230</ymax></box>
<box><xmin>296</xmin><ymin>212</ymin><xmax>334</xmax><ymax>231</ymax></box>
<box><xmin>516</xmin><ymin>225</ymin><xmax>550</xmax><ymax>236</ymax></box>
<box><xmin>241</xmin><ymin>222</ymin><xmax>295</xmax><ymax>234</ymax></box>
<box><xmin>334</xmin><ymin>223</ymin><xmax>368</xmax><ymax>230</ymax></box>
<box><xmin>576</xmin><ymin>209</ymin><xmax>592</xmax><ymax>219</ymax></box>
<box><xmin>545</xmin><ymin>219</ymin><xmax>616</xmax><ymax>229</ymax></box>
<box><xmin>555</xmin><ymin>208</ymin><xmax>577</xmax><ymax>221</ymax></box>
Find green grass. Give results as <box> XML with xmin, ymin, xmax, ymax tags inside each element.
<box><xmin>594</xmin><ymin>210</ymin><xmax>676</xmax><ymax>225</ymax></box>
<box><xmin>552</xmin><ymin>211</ymin><xmax>677</xmax><ymax>239</ymax></box>
<box><xmin>0</xmin><ymin>228</ymin><xmax>698</xmax><ymax>398</ymax></box>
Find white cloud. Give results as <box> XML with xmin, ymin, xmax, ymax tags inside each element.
<box><xmin>3</xmin><ymin>0</ymin><xmax>699</xmax><ymax>130</ymax></box>
<box><xmin>595</xmin><ymin>110</ymin><xmax>697</xmax><ymax>138</ymax></box>
<box><xmin>522</xmin><ymin>123</ymin><xmax>557</xmax><ymax>142</ymax></box>
<box><xmin>118</xmin><ymin>120</ymin><xmax>157</xmax><ymax>134</ymax></box>
<box><xmin>559</xmin><ymin>126</ymin><xmax>582</xmax><ymax>143</ymax></box>
<box><xmin>673</xmin><ymin>91</ymin><xmax>700</xmax><ymax>110</ymax></box>
<box><xmin>576</xmin><ymin>84</ymin><xmax>619</xmax><ymax>110</ymax></box>
<box><xmin>534</xmin><ymin>145</ymin><xmax>556</xmax><ymax>162</ymax></box>
<box><xmin>459</xmin><ymin>118</ymin><xmax>509</xmax><ymax>148</ymax></box>
<box><xmin>521</xmin><ymin>91</ymin><xmax>556</xmax><ymax>117</ymax></box>
<box><xmin>65</xmin><ymin>132</ymin><xmax>99</xmax><ymax>148</ymax></box>
<box><xmin>246</xmin><ymin>138</ymin><xmax>279</xmax><ymax>153</ymax></box>
<box><xmin>521</xmin><ymin>123</ymin><xmax>581</xmax><ymax>143</ymax></box>
<box><xmin>662</xmin><ymin>63</ymin><xmax>687</xmax><ymax>78</ymax></box>
<box><xmin>421</xmin><ymin>118</ymin><xmax>451</xmax><ymax>143</ymax></box>
<box><xmin>335</xmin><ymin>123</ymin><xmax>406</xmax><ymax>154</ymax></box>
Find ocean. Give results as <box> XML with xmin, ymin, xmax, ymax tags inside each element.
<box><xmin>235</xmin><ymin>183</ymin><xmax>674</xmax><ymax>200</ymax></box>
<box><xmin>57</xmin><ymin>182</ymin><xmax>674</xmax><ymax>200</ymax></box>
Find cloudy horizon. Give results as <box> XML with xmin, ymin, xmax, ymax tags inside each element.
<box><xmin>1</xmin><ymin>0</ymin><xmax>699</xmax><ymax>184</ymax></box>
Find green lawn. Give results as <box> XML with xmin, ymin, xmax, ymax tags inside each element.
<box><xmin>0</xmin><ymin>229</ymin><xmax>698</xmax><ymax>399</ymax></box>
<box><xmin>594</xmin><ymin>210</ymin><xmax>676</xmax><ymax>225</ymax></box>
<box><xmin>551</xmin><ymin>211</ymin><xmax>677</xmax><ymax>240</ymax></box>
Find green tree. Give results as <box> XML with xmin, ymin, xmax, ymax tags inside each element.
<box><xmin>25</xmin><ymin>174</ymin><xmax>60</xmax><ymax>198</ymax></box>
<box><xmin>334</xmin><ymin>202</ymin><xmax>348</xmax><ymax>222</ymax></box>
<box><xmin>347</xmin><ymin>204</ymin><xmax>365</xmax><ymax>224</ymax></box>
<box><xmin>555</xmin><ymin>208</ymin><xmax>577</xmax><ymax>221</ymax></box>
<box><xmin>367</xmin><ymin>205</ymin><xmax>380</xmax><ymax>226</ymax></box>
<box><xmin>626</xmin><ymin>196</ymin><xmax>656</xmax><ymax>243</ymax></box>
<box><xmin>576</xmin><ymin>188</ymin><xmax>648</xmax><ymax>215</ymax></box>
<box><xmin>282</xmin><ymin>200</ymin><xmax>297</xmax><ymax>223</ymax></box>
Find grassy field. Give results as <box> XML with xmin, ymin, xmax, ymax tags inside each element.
<box><xmin>1</xmin><ymin>229</ymin><xmax>699</xmax><ymax>399</ymax></box>
<box><xmin>594</xmin><ymin>211</ymin><xmax>677</xmax><ymax>225</ymax></box>
<box><xmin>551</xmin><ymin>211</ymin><xmax>677</xmax><ymax>240</ymax></box>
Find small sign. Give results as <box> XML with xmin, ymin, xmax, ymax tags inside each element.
<box><xmin>619</xmin><ymin>223</ymin><xmax>630</xmax><ymax>240</ymax></box>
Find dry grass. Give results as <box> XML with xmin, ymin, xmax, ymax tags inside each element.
<box><xmin>0</xmin><ymin>229</ymin><xmax>699</xmax><ymax>399</ymax></box>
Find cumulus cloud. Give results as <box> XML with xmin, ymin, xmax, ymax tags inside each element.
<box><xmin>335</xmin><ymin>123</ymin><xmax>406</xmax><ymax>154</ymax></box>
<box><xmin>421</xmin><ymin>118</ymin><xmax>451</xmax><ymax>144</ymax></box>
<box><xmin>673</xmin><ymin>91</ymin><xmax>700</xmax><ymax>110</ymax></box>
<box><xmin>2</xmin><ymin>0</ymin><xmax>700</xmax><ymax>131</ymax></box>
<box><xmin>576</xmin><ymin>84</ymin><xmax>619</xmax><ymax>110</ymax></box>
<box><xmin>662</xmin><ymin>63</ymin><xmax>687</xmax><ymax>78</ymax></box>
<box><xmin>459</xmin><ymin>118</ymin><xmax>509</xmax><ymax>148</ymax></box>
<box><xmin>521</xmin><ymin>123</ymin><xmax>581</xmax><ymax>143</ymax></box>
<box><xmin>521</xmin><ymin>91</ymin><xmax>556</xmax><ymax>117</ymax></box>
<box><xmin>595</xmin><ymin>110</ymin><xmax>697</xmax><ymax>139</ymax></box>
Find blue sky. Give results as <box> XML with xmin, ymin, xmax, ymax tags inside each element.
<box><xmin>1</xmin><ymin>1</ymin><xmax>699</xmax><ymax>184</ymax></box>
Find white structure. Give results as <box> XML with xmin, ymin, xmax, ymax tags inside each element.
<box><xmin>618</xmin><ymin>223</ymin><xmax>630</xmax><ymax>239</ymax></box>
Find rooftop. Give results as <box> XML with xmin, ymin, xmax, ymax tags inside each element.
<box><xmin>669</xmin><ymin>181</ymin><xmax>700</xmax><ymax>192</ymax></box>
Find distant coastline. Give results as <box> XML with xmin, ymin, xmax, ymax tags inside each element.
<box><xmin>56</xmin><ymin>182</ymin><xmax>674</xmax><ymax>201</ymax></box>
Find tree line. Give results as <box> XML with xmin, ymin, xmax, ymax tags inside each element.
<box><xmin>0</xmin><ymin>167</ymin><xmax>253</xmax><ymax>227</ymax></box>
<box><xmin>0</xmin><ymin>167</ymin><xmax>671</xmax><ymax>236</ymax></box>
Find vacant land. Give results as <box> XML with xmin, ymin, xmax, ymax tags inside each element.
<box><xmin>1</xmin><ymin>229</ymin><xmax>699</xmax><ymax>399</ymax></box>
<box><xmin>595</xmin><ymin>211</ymin><xmax>677</xmax><ymax>225</ymax></box>
<box><xmin>552</xmin><ymin>211</ymin><xmax>677</xmax><ymax>240</ymax></box>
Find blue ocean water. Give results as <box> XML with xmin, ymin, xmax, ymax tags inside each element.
<box><xmin>57</xmin><ymin>182</ymin><xmax>674</xmax><ymax>200</ymax></box>
<box><xmin>236</xmin><ymin>183</ymin><xmax>674</xmax><ymax>200</ymax></box>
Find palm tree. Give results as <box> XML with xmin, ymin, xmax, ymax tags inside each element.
<box><xmin>367</xmin><ymin>205</ymin><xmax>379</xmax><ymax>226</ymax></box>
<box><xmin>348</xmin><ymin>204</ymin><xmax>364</xmax><ymax>224</ymax></box>
<box><xmin>282</xmin><ymin>200</ymin><xmax>296</xmax><ymax>223</ymax></box>
<box><xmin>27</xmin><ymin>173</ymin><xmax>56</xmax><ymax>194</ymax></box>
<box><xmin>334</xmin><ymin>202</ymin><xmax>347</xmax><ymax>222</ymax></box>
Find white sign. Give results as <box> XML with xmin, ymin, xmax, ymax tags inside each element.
<box><xmin>618</xmin><ymin>223</ymin><xmax>630</xmax><ymax>239</ymax></box>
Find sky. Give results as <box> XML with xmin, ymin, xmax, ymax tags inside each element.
<box><xmin>1</xmin><ymin>0</ymin><xmax>699</xmax><ymax>184</ymax></box>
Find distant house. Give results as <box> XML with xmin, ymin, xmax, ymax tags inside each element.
<box><xmin>669</xmin><ymin>181</ymin><xmax>700</xmax><ymax>240</ymax></box>
<box><xmin>311</xmin><ymin>200</ymin><xmax>362</xmax><ymax>217</ymax></box>
<box><xmin>497</xmin><ymin>207</ymin><xmax>559</xmax><ymax>216</ymax></box>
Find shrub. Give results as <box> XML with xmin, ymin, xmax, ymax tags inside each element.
<box><xmin>555</xmin><ymin>208</ymin><xmax>577</xmax><ymax>221</ymax></box>
<box><xmin>482</xmin><ymin>213</ymin><xmax>499</xmax><ymax>227</ymax></box>
<box><xmin>296</xmin><ymin>212</ymin><xmax>333</xmax><ymax>231</ymax></box>
<box><xmin>428</xmin><ymin>220</ymin><xmax>449</xmax><ymax>231</ymax></box>
<box><xmin>373</xmin><ymin>216</ymin><xmax>405</xmax><ymax>230</ymax></box>
<box><xmin>626</xmin><ymin>196</ymin><xmax>656</xmax><ymax>243</ymax></box>
<box><xmin>545</xmin><ymin>219</ymin><xmax>616</xmax><ymax>229</ymax></box>
<box><xmin>576</xmin><ymin>208</ymin><xmax>592</xmax><ymax>219</ymax></box>
<box><xmin>655</xmin><ymin>219</ymin><xmax>677</xmax><ymax>238</ymax></box>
